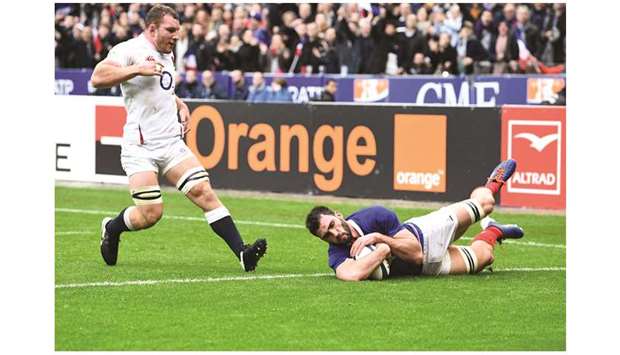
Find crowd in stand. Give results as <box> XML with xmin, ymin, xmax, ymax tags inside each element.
<box><xmin>55</xmin><ymin>3</ymin><xmax>566</xmax><ymax>99</ymax></box>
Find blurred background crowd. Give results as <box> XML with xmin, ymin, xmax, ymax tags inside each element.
<box><xmin>55</xmin><ymin>3</ymin><xmax>565</xmax><ymax>100</ymax></box>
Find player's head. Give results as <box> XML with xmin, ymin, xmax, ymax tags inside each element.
<box><xmin>145</xmin><ymin>4</ymin><xmax>180</xmax><ymax>54</ymax></box>
<box><xmin>305</xmin><ymin>206</ymin><xmax>353</xmax><ymax>245</ymax></box>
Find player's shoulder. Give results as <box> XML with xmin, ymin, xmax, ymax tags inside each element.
<box><xmin>115</xmin><ymin>36</ymin><xmax>138</xmax><ymax>49</ymax></box>
<box><xmin>354</xmin><ymin>205</ymin><xmax>395</xmax><ymax>217</ymax></box>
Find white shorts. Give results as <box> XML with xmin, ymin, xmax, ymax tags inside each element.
<box><xmin>402</xmin><ymin>207</ymin><xmax>458</xmax><ymax>276</ymax></box>
<box><xmin>121</xmin><ymin>139</ymin><xmax>194</xmax><ymax>177</ymax></box>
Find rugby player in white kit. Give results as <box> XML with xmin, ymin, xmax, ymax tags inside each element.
<box><xmin>90</xmin><ymin>4</ymin><xmax>267</xmax><ymax>271</ymax></box>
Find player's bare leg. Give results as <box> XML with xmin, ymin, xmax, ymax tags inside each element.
<box><xmin>445</xmin><ymin>159</ymin><xmax>517</xmax><ymax>241</ymax></box>
<box><xmin>100</xmin><ymin>171</ymin><xmax>164</xmax><ymax>266</ymax></box>
<box><xmin>446</xmin><ymin>218</ymin><xmax>524</xmax><ymax>275</ymax></box>
<box><xmin>164</xmin><ymin>156</ymin><xmax>267</xmax><ymax>272</ymax></box>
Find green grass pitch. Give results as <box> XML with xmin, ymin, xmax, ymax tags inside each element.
<box><xmin>55</xmin><ymin>185</ymin><xmax>565</xmax><ymax>350</ymax></box>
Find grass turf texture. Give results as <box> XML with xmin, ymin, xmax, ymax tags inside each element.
<box><xmin>55</xmin><ymin>185</ymin><xmax>565</xmax><ymax>350</ymax></box>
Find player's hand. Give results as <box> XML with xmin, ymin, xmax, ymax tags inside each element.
<box><xmin>350</xmin><ymin>234</ymin><xmax>378</xmax><ymax>257</ymax></box>
<box><xmin>179</xmin><ymin>106</ymin><xmax>191</xmax><ymax>137</ymax></box>
<box><xmin>136</xmin><ymin>60</ymin><xmax>163</xmax><ymax>76</ymax></box>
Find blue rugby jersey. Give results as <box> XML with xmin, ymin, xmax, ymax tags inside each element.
<box><xmin>327</xmin><ymin>205</ymin><xmax>400</xmax><ymax>270</ymax></box>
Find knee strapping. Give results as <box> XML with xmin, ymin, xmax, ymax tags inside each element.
<box><xmin>131</xmin><ymin>185</ymin><xmax>163</xmax><ymax>205</ymax></box>
<box><xmin>457</xmin><ymin>246</ymin><xmax>479</xmax><ymax>274</ymax></box>
<box><xmin>461</xmin><ymin>199</ymin><xmax>486</xmax><ymax>223</ymax></box>
<box><xmin>176</xmin><ymin>167</ymin><xmax>210</xmax><ymax>195</ymax></box>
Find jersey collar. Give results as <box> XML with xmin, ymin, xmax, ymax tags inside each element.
<box><xmin>347</xmin><ymin>219</ymin><xmax>364</xmax><ymax>239</ymax></box>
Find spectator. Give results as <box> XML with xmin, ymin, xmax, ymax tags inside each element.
<box><xmin>54</xmin><ymin>2</ymin><xmax>565</xmax><ymax>78</ymax></box>
<box><xmin>213</xmin><ymin>24</ymin><xmax>237</xmax><ymax>71</ymax></box>
<box><xmin>71</xmin><ymin>25</ymin><xmax>95</xmax><ymax>68</ymax></box>
<box><xmin>174</xmin><ymin>24</ymin><xmax>189</xmax><ymax>73</ymax></box>
<box><xmin>93</xmin><ymin>23</ymin><xmax>113</xmax><ymax>65</ymax></box>
<box><xmin>265</xmin><ymin>33</ymin><xmax>293</xmax><ymax>73</ymax></box>
<box><xmin>175</xmin><ymin>69</ymin><xmax>202</xmax><ymax>99</ymax></box>
<box><xmin>444</xmin><ymin>4</ymin><xmax>464</xmax><ymax>42</ymax></box>
<box><xmin>333</xmin><ymin>6</ymin><xmax>359</xmax><ymax>74</ymax></box>
<box><xmin>475</xmin><ymin>10</ymin><xmax>496</xmax><ymax>53</ymax></box>
<box><xmin>299</xmin><ymin>3</ymin><xmax>314</xmax><ymax>24</ymax></box>
<box><xmin>196</xmin><ymin>70</ymin><xmax>229</xmax><ymax>100</ymax></box>
<box><xmin>268</xmin><ymin>78</ymin><xmax>293</xmax><ymax>102</ymax></box>
<box><xmin>279</xmin><ymin>10</ymin><xmax>300</xmax><ymax>50</ymax></box>
<box><xmin>315</xmin><ymin>79</ymin><xmax>337</xmax><ymax>101</ymax></box>
<box><xmin>427</xmin><ymin>8</ymin><xmax>451</xmax><ymax>40</ymax></box>
<box><xmin>540</xmin><ymin>3</ymin><xmax>565</xmax><ymax>65</ymax></box>
<box><xmin>456</xmin><ymin>21</ymin><xmax>490</xmax><ymax>75</ymax></box>
<box><xmin>247</xmin><ymin>72</ymin><xmax>270</xmax><ymax>102</ymax></box>
<box><xmin>437</xmin><ymin>32</ymin><xmax>459</xmax><ymax>75</ymax></box>
<box><xmin>368</xmin><ymin>18</ymin><xmax>400</xmax><ymax>74</ymax></box>
<box><xmin>110</xmin><ymin>23</ymin><xmax>130</xmax><ymax>47</ymax></box>
<box><xmin>237</xmin><ymin>29</ymin><xmax>261</xmax><ymax>72</ymax></box>
<box><xmin>530</xmin><ymin>3</ymin><xmax>548</xmax><ymax>31</ymax></box>
<box><xmin>409</xmin><ymin>52</ymin><xmax>433</xmax><ymax>75</ymax></box>
<box><xmin>416</xmin><ymin>6</ymin><xmax>431</xmax><ymax>35</ymax></box>
<box><xmin>300</xmin><ymin>22</ymin><xmax>324</xmax><ymax>73</ymax></box>
<box><xmin>398</xmin><ymin>14</ymin><xmax>427</xmax><ymax>75</ymax></box>
<box><xmin>498</xmin><ymin>3</ymin><xmax>517</xmax><ymax>29</ymax></box>
<box><xmin>230</xmin><ymin>70</ymin><xmax>249</xmax><ymax>100</ymax></box>
<box><xmin>318</xmin><ymin>27</ymin><xmax>340</xmax><ymax>74</ymax></box>
<box><xmin>513</xmin><ymin>5</ymin><xmax>542</xmax><ymax>58</ymax></box>
<box><xmin>489</xmin><ymin>21</ymin><xmax>519</xmax><ymax>74</ymax></box>
<box><xmin>249</xmin><ymin>13</ymin><xmax>270</xmax><ymax>46</ymax></box>
<box><xmin>127</xmin><ymin>9</ymin><xmax>144</xmax><ymax>37</ymax></box>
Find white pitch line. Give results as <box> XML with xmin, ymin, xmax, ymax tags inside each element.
<box><xmin>56</xmin><ymin>231</ymin><xmax>94</xmax><ymax>235</ymax></box>
<box><xmin>55</xmin><ymin>208</ymin><xmax>565</xmax><ymax>249</ymax></box>
<box><xmin>56</xmin><ymin>272</ymin><xmax>333</xmax><ymax>289</ymax></box>
<box><xmin>55</xmin><ymin>267</ymin><xmax>565</xmax><ymax>289</ymax></box>
<box><xmin>490</xmin><ymin>267</ymin><xmax>565</xmax><ymax>272</ymax></box>
<box><xmin>459</xmin><ymin>237</ymin><xmax>565</xmax><ymax>249</ymax></box>
<box><xmin>55</xmin><ymin>208</ymin><xmax>304</xmax><ymax>229</ymax></box>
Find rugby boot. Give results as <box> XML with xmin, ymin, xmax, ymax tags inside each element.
<box><xmin>100</xmin><ymin>217</ymin><xmax>120</xmax><ymax>266</ymax></box>
<box><xmin>240</xmin><ymin>238</ymin><xmax>267</xmax><ymax>272</ymax></box>
<box><xmin>480</xmin><ymin>217</ymin><xmax>524</xmax><ymax>244</ymax></box>
<box><xmin>486</xmin><ymin>159</ymin><xmax>517</xmax><ymax>188</ymax></box>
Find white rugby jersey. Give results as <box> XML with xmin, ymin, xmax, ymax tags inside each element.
<box><xmin>106</xmin><ymin>33</ymin><xmax>181</xmax><ymax>144</ymax></box>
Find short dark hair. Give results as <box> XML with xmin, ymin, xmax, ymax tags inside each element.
<box><xmin>145</xmin><ymin>4</ymin><xmax>179</xmax><ymax>28</ymax></box>
<box><xmin>305</xmin><ymin>206</ymin><xmax>334</xmax><ymax>236</ymax></box>
<box><xmin>326</xmin><ymin>79</ymin><xmax>337</xmax><ymax>86</ymax></box>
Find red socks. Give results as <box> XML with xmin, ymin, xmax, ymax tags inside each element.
<box><xmin>473</xmin><ymin>226</ymin><xmax>502</xmax><ymax>247</ymax></box>
<box><xmin>485</xmin><ymin>180</ymin><xmax>502</xmax><ymax>195</ymax></box>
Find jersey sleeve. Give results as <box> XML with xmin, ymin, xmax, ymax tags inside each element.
<box><xmin>368</xmin><ymin>206</ymin><xmax>401</xmax><ymax>236</ymax></box>
<box><xmin>328</xmin><ymin>244</ymin><xmax>351</xmax><ymax>271</ymax></box>
<box><xmin>105</xmin><ymin>42</ymin><xmax>132</xmax><ymax>67</ymax></box>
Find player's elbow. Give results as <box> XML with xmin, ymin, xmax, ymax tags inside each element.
<box><xmin>336</xmin><ymin>269</ymin><xmax>366</xmax><ymax>282</ymax></box>
<box><xmin>90</xmin><ymin>73</ymin><xmax>107</xmax><ymax>89</ymax></box>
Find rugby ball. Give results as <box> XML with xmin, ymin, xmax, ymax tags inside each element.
<box><xmin>353</xmin><ymin>244</ymin><xmax>390</xmax><ymax>280</ymax></box>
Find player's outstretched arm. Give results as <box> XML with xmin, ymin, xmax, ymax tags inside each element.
<box><xmin>335</xmin><ymin>243</ymin><xmax>390</xmax><ymax>281</ymax></box>
<box><xmin>91</xmin><ymin>59</ymin><xmax>162</xmax><ymax>89</ymax></box>
<box><xmin>350</xmin><ymin>231</ymin><xmax>423</xmax><ymax>266</ymax></box>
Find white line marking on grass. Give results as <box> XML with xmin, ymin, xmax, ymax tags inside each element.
<box><xmin>56</xmin><ymin>267</ymin><xmax>565</xmax><ymax>289</ymax></box>
<box><xmin>56</xmin><ymin>230</ymin><xmax>93</xmax><ymax>235</ymax></box>
<box><xmin>490</xmin><ymin>267</ymin><xmax>565</xmax><ymax>272</ymax></box>
<box><xmin>459</xmin><ymin>237</ymin><xmax>565</xmax><ymax>249</ymax></box>
<box><xmin>55</xmin><ymin>208</ymin><xmax>304</xmax><ymax>229</ymax></box>
<box><xmin>55</xmin><ymin>208</ymin><xmax>565</xmax><ymax>249</ymax></box>
<box><xmin>56</xmin><ymin>273</ymin><xmax>333</xmax><ymax>289</ymax></box>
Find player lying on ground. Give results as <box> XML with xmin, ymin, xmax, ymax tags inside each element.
<box><xmin>305</xmin><ymin>159</ymin><xmax>524</xmax><ymax>281</ymax></box>
<box><xmin>90</xmin><ymin>4</ymin><xmax>266</xmax><ymax>271</ymax></box>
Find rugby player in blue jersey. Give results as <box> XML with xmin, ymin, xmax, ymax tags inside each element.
<box><xmin>305</xmin><ymin>160</ymin><xmax>524</xmax><ymax>281</ymax></box>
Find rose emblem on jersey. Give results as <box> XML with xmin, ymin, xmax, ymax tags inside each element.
<box><xmin>160</xmin><ymin>71</ymin><xmax>173</xmax><ymax>90</ymax></box>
